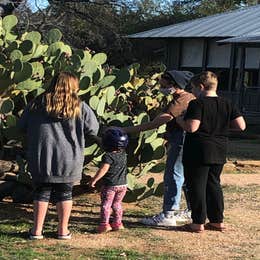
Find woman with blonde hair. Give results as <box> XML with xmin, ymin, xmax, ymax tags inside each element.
<box><xmin>19</xmin><ymin>71</ymin><xmax>99</xmax><ymax>239</ymax></box>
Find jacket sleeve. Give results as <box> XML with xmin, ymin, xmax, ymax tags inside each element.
<box><xmin>164</xmin><ymin>93</ymin><xmax>195</xmax><ymax>118</ymax></box>
<box><xmin>82</xmin><ymin>102</ymin><xmax>99</xmax><ymax>137</ymax></box>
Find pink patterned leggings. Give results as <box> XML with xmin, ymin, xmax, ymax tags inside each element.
<box><xmin>100</xmin><ymin>185</ymin><xmax>127</xmax><ymax>226</ymax></box>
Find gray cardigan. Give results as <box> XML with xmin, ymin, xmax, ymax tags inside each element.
<box><xmin>19</xmin><ymin>101</ymin><xmax>99</xmax><ymax>184</ymax></box>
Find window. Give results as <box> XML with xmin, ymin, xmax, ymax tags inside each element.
<box><xmin>244</xmin><ymin>69</ymin><xmax>259</xmax><ymax>87</ymax></box>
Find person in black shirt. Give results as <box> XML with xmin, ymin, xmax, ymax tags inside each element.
<box><xmin>176</xmin><ymin>71</ymin><xmax>246</xmax><ymax>233</ymax></box>
<box><xmin>89</xmin><ymin>127</ymin><xmax>128</xmax><ymax>233</ymax></box>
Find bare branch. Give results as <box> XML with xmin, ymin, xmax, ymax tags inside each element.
<box><xmin>0</xmin><ymin>0</ymin><xmax>24</xmax><ymax>17</ymax></box>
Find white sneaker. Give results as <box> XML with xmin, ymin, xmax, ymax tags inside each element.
<box><xmin>140</xmin><ymin>212</ymin><xmax>177</xmax><ymax>227</ymax></box>
<box><xmin>175</xmin><ymin>209</ymin><xmax>192</xmax><ymax>223</ymax></box>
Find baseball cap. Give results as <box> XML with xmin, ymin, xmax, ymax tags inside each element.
<box><xmin>165</xmin><ymin>70</ymin><xmax>194</xmax><ymax>89</ymax></box>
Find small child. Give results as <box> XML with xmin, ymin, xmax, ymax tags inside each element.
<box><xmin>89</xmin><ymin>127</ymin><xmax>128</xmax><ymax>233</ymax></box>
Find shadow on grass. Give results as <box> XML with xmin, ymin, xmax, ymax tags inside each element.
<box><xmin>0</xmin><ymin>198</ymin><xmax>155</xmax><ymax>237</ymax></box>
<box><xmin>0</xmin><ymin>201</ymin><xmax>33</xmax><ymax>217</ymax></box>
<box><xmin>0</xmin><ymin>229</ymin><xmax>30</xmax><ymax>240</ymax></box>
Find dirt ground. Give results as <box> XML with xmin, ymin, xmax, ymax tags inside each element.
<box><xmin>221</xmin><ymin>172</ymin><xmax>260</xmax><ymax>185</ymax></box>
<box><xmin>70</xmin><ymin>173</ymin><xmax>260</xmax><ymax>260</ymax></box>
<box><xmin>1</xmin><ymin>172</ymin><xmax>258</xmax><ymax>259</ymax></box>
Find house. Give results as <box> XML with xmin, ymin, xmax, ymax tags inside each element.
<box><xmin>128</xmin><ymin>5</ymin><xmax>260</xmax><ymax>119</ymax></box>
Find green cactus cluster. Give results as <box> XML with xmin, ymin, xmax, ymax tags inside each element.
<box><xmin>0</xmin><ymin>15</ymin><xmax>169</xmax><ymax>202</ymax></box>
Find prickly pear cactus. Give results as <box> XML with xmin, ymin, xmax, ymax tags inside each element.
<box><xmin>0</xmin><ymin>15</ymin><xmax>169</xmax><ymax>202</ymax></box>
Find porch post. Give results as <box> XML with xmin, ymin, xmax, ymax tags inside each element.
<box><xmin>228</xmin><ymin>44</ymin><xmax>236</xmax><ymax>92</ymax></box>
<box><xmin>238</xmin><ymin>46</ymin><xmax>245</xmax><ymax>110</ymax></box>
<box><xmin>177</xmin><ymin>38</ymin><xmax>182</xmax><ymax>69</ymax></box>
<box><xmin>202</xmin><ymin>39</ymin><xmax>208</xmax><ymax>70</ymax></box>
<box><xmin>258</xmin><ymin>57</ymin><xmax>260</xmax><ymax>87</ymax></box>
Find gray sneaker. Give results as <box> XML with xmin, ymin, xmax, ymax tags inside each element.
<box><xmin>175</xmin><ymin>209</ymin><xmax>192</xmax><ymax>223</ymax></box>
<box><xmin>140</xmin><ymin>212</ymin><xmax>177</xmax><ymax>227</ymax></box>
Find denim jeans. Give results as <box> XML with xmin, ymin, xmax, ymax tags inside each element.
<box><xmin>163</xmin><ymin>129</ymin><xmax>190</xmax><ymax>216</ymax></box>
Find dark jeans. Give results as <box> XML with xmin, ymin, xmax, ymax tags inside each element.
<box><xmin>184</xmin><ymin>164</ymin><xmax>224</xmax><ymax>224</ymax></box>
<box><xmin>33</xmin><ymin>183</ymin><xmax>73</xmax><ymax>203</ymax></box>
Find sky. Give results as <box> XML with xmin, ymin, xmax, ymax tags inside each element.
<box><xmin>28</xmin><ymin>0</ymin><xmax>49</xmax><ymax>12</ymax></box>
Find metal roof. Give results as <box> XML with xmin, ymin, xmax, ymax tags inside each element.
<box><xmin>218</xmin><ymin>35</ymin><xmax>260</xmax><ymax>44</ymax></box>
<box><xmin>128</xmin><ymin>4</ymin><xmax>260</xmax><ymax>38</ymax></box>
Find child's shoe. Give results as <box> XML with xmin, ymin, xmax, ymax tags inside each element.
<box><xmin>97</xmin><ymin>224</ymin><xmax>112</xmax><ymax>233</ymax></box>
<box><xmin>111</xmin><ymin>222</ymin><xmax>124</xmax><ymax>231</ymax></box>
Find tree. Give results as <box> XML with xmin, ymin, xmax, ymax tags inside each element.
<box><xmin>0</xmin><ymin>0</ymin><xmax>23</xmax><ymax>17</ymax></box>
<box><xmin>13</xmin><ymin>0</ymin><xmax>260</xmax><ymax>65</ymax></box>
<box><xmin>15</xmin><ymin>1</ymin><xmax>134</xmax><ymax>65</ymax></box>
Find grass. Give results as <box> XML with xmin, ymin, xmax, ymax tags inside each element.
<box><xmin>0</xmin><ymin>247</ymin><xmax>46</xmax><ymax>260</ymax></box>
<box><xmin>69</xmin><ymin>248</ymin><xmax>183</xmax><ymax>260</ymax></box>
<box><xmin>91</xmin><ymin>248</ymin><xmax>179</xmax><ymax>260</ymax></box>
<box><xmin>0</xmin><ymin>242</ymin><xmax>73</xmax><ymax>259</ymax></box>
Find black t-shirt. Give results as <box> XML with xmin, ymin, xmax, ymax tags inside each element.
<box><xmin>101</xmin><ymin>151</ymin><xmax>127</xmax><ymax>186</ymax></box>
<box><xmin>183</xmin><ymin>96</ymin><xmax>241</xmax><ymax>165</ymax></box>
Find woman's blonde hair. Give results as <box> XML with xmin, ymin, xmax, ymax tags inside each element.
<box><xmin>191</xmin><ymin>71</ymin><xmax>218</xmax><ymax>90</ymax></box>
<box><xmin>45</xmin><ymin>71</ymin><xmax>81</xmax><ymax>118</ymax></box>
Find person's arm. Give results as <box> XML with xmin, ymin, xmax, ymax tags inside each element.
<box><xmin>230</xmin><ymin>116</ymin><xmax>246</xmax><ymax>131</ymax></box>
<box><xmin>229</xmin><ymin>102</ymin><xmax>246</xmax><ymax>131</ymax></box>
<box><xmin>176</xmin><ymin>99</ymin><xmax>201</xmax><ymax>133</ymax></box>
<box><xmin>123</xmin><ymin>113</ymin><xmax>173</xmax><ymax>133</ymax></box>
<box><xmin>176</xmin><ymin>116</ymin><xmax>201</xmax><ymax>133</ymax></box>
<box><xmin>89</xmin><ymin>163</ymin><xmax>110</xmax><ymax>187</ymax></box>
<box><xmin>82</xmin><ymin>102</ymin><xmax>99</xmax><ymax>136</ymax></box>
